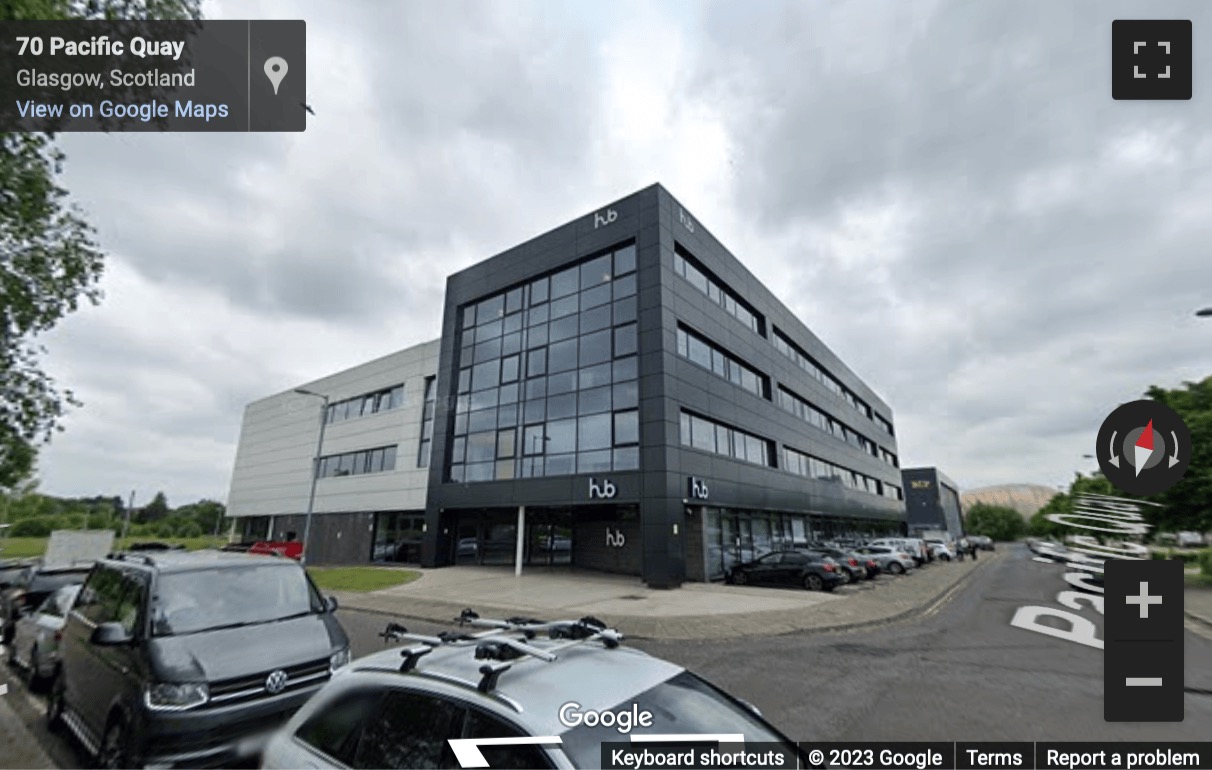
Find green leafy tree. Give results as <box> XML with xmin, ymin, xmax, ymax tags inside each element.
<box><xmin>1</xmin><ymin>0</ymin><xmax>202</xmax><ymax>485</ymax></box>
<box><xmin>965</xmin><ymin>503</ymin><xmax>1027</xmax><ymax>541</ymax></box>
<box><xmin>140</xmin><ymin>491</ymin><xmax>170</xmax><ymax>522</ymax></box>
<box><xmin>1142</xmin><ymin>377</ymin><xmax>1212</xmax><ymax>534</ymax></box>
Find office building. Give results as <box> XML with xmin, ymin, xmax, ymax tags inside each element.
<box><xmin>901</xmin><ymin>467</ymin><xmax>965</xmax><ymax>539</ymax></box>
<box><xmin>227</xmin><ymin>184</ymin><xmax>907</xmax><ymax>586</ymax></box>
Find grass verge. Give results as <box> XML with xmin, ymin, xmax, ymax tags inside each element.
<box><xmin>1186</xmin><ymin>572</ymin><xmax>1212</xmax><ymax>588</ymax></box>
<box><xmin>308</xmin><ymin>567</ymin><xmax>421</xmax><ymax>593</ymax></box>
<box><xmin>1</xmin><ymin>535</ymin><xmax>228</xmax><ymax>559</ymax></box>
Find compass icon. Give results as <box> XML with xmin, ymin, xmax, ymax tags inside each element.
<box><xmin>1096</xmin><ymin>399</ymin><xmax>1191</xmax><ymax>496</ymax></box>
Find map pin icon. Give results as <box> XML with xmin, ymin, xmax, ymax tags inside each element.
<box><xmin>264</xmin><ymin>56</ymin><xmax>288</xmax><ymax>95</ymax></box>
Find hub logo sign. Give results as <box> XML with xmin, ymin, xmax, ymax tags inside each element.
<box><xmin>688</xmin><ymin>477</ymin><xmax>709</xmax><ymax>500</ymax></box>
<box><xmin>593</xmin><ymin>207</ymin><xmax>617</xmax><ymax>229</ymax></box>
<box><xmin>606</xmin><ymin>527</ymin><xmax>626</xmax><ymax>548</ymax></box>
<box><xmin>588</xmin><ymin>478</ymin><xmax>616</xmax><ymax>499</ymax></box>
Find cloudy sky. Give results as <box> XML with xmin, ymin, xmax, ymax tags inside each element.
<box><xmin>32</xmin><ymin>0</ymin><xmax>1212</xmax><ymax>506</ymax></box>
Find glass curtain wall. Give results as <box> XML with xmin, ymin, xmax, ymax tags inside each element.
<box><xmin>448</xmin><ymin>244</ymin><xmax>641</xmax><ymax>482</ymax></box>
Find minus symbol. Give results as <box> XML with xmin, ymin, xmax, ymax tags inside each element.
<box><xmin>1125</xmin><ymin>677</ymin><xmax>1163</xmax><ymax>686</ymax></box>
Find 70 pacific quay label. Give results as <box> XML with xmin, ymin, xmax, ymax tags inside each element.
<box><xmin>0</xmin><ymin>20</ymin><xmax>306</xmax><ymax>132</ymax></box>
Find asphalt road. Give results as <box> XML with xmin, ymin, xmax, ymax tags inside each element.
<box><xmin>3</xmin><ymin>544</ymin><xmax>1210</xmax><ymax>768</ymax></box>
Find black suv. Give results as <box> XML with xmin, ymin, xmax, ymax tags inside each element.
<box><xmin>49</xmin><ymin>549</ymin><xmax>350</xmax><ymax>768</ymax></box>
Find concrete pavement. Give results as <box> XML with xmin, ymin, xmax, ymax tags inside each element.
<box><xmin>333</xmin><ymin>549</ymin><xmax>1006</xmax><ymax>639</ymax></box>
<box><xmin>0</xmin><ymin>679</ymin><xmax>54</xmax><ymax>769</ymax></box>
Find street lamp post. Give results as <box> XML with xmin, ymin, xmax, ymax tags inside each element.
<box><xmin>294</xmin><ymin>388</ymin><xmax>330</xmax><ymax>566</ymax></box>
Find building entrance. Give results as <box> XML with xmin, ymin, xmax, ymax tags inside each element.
<box><xmin>450</xmin><ymin>507</ymin><xmax>573</xmax><ymax>568</ymax></box>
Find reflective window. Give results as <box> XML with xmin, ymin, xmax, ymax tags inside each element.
<box><xmin>319</xmin><ymin>445</ymin><xmax>401</xmax><ymax>478</ymax></box>
<box><xmin>577</xmin><ymin>413</ymin><xmax>612</xmax><ymax>451</ymax></box>
<box><xmin>546</xmin><ymin>418</ymin><xmax>577</xmax><ymax>454</ymax></box>
<box><xmin>678</xmin><ymin>411</ymin><xmax>773</xmax><ymax>467</ymax></box>
<box><xmin>448</xmin><ymin>243</ymin><xmax>643</xmax><ymax>482</ymax></box>
<box><xmin>579</xmin><ymin>329</ymin><xmax>611</xmax><ymax>367</ymax></box>
<box><xmin>677</xmin><ymin>325</ymin><xmax>768</xmax><ymax>399</ymax></box>
<box><xmin>673</xmin><ymin>244</ymin><xmax>764</xmax><ymax>335</ymax></box>
<box><xmin>614</xmin><ymin>410</ymin><xmax>639</xmax><ymax>445</ymax></box>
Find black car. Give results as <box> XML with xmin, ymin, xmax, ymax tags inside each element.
<box><xmin>1</xmin><ymin>563</ymin><xmax>94</xmax><ymax>644</ymax></box>
<box><xmin>49</xmin><ymin>549</ymin><xmax>351</xmax><ymax>769</ymax></box>
<box><xmin>726</xmin><ymin>550</ymin><xmax>846</xmax><ymax>591</ymax></box>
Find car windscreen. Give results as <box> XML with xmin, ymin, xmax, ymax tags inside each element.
<box><xmin>30</xmin><ymin>570</ymin><xmax>91</xmax><ymax>594</ymax></box>
<box><xmin>151</xmin><ymin>564</ymin><xmax>321</xmax><ymax>636</ymax></box>
<box><xmin>558</xmin><ymin>670</ymin><xmax>797</xmax><ymax>768</ymax></box>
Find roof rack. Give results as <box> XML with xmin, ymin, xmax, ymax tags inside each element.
<box><xmin>378</xmin><ymin>608</ymin><xmax>624</xmax><ymax>693</ymax></box>
<box><xmin>108</xmin><ymin>552</ymin><xmax>157</xmax><ymax>566</ymax></box>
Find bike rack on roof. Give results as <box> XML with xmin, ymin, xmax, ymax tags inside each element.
<box><xmin>377</xmin><ymin>608</ymin><xmax>624</xmax><ymax>693</ymax></box>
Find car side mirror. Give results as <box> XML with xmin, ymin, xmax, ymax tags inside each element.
<box><xmin>90</xmin><ymin>621</ymin><xmax>132</xmax><ymax>646</ymax></box>
<box><xmin>325</xmin><ymin>595</ymin><xmax>339</xmax><ymax>613</ymax></box>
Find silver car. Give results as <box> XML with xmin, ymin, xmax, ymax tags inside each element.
<box><xmin>7</xmin><ymin>583</ymin><xmax>82</xmax><ymax>690</ymax></box>
<box><xmin>262</xmin><ymin>612</ymin><xmax>803</xmax><ymax>769</ymax></box>
<box><xmin>853</xmin><ymin>545</ymin><xmax>915</xmax><ymax>575</ymax></box>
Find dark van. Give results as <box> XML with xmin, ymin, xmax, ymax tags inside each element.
<box><xmin>49</xmin><ymin>549</ymin><xmax>350</xmax><ymax>768</ymax></box>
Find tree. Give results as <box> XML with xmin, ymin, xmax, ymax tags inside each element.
<box><xmin>965</xmin><ymin>503</ymin><xmax>1027</xmax><ymax>541</ymax></box>
<box><xmin>0</xmin><ymin>0</ymin><xmax>202</xmax><ymax>485</ymax></box>
<box><xmin>140</xmin><ymin>491</ymin><xmax>170</xmax><ymax>522</ymax></box>
<box><xmin>1143</xmin><ymin>377</ymin><xmax>1212</xmax><ymax>534</ymax></box>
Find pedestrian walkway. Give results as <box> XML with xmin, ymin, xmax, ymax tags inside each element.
<box><xmin>0</xmin><ymin>683</ymin><xmax>54</xmax><ymax>769</ymax></box>
<box><xmin>334</xmin><ymin>550</ymin><xmax>1005</xmax><ymax>640</ymax></box>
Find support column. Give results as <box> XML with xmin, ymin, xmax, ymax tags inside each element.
<box><xmin>515</xmin><ymin>505</ymin><xmax>526</xmax><ymax>577</ymax></box>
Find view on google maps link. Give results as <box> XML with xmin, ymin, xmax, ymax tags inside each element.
<box><xmin>1</xmin><ymin>1</ymin><xmax>1211</xmax><ymax>769</ymax></box>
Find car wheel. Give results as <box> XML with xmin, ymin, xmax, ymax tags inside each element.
<box><xmin>941</xmin><ymin>554</ymin><xmax>951</xmax><ymax>562</ymax></box>
<box><xmin>5</xmin><ymin>639</ymin><xmax>17</xmax><ymax>668</ymax></box>
<box><xmin>804</xmin><ymin>574</ymin><xmax>824</xmax><ymax>591</ymax></box>
<box><xmin>46</xmin><ymin>671</ymin><xmax>65</xmax><ymax>731</ymax></box>
<box><xmin>731</xmin><ymin>571</ymin><xmax>747</xmax><ymax>586</ymax></box>
<box><xmin>97</xmin><ymin>717</ymin><xmax>131</xmax><ymax>769</ymax></box>
<box><xmin>889</xmin><ymin>562</ymin><xmax>905</xmax><ymax>575</ymax></box>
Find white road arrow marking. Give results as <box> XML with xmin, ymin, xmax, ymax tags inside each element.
<box><xmin>449</xmin><ymin>737</ymin><xmax>562</xmax><ymax>768</ymax></box>
<box><xmin>1169</xmin><ymin>430</ymin><xmax>1180</xmax><ymax>468</ymax></box>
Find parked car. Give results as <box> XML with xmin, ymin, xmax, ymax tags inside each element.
<box><xmin>726</xmin><ymin>550</ymin><xmax>845</xmax><ymax>592</ymax></box>
<box><xmin>869</xmin><ymin>538</ymin><xmax>927</xmax><ymax>567</ymax></box>
<box><xmin>924</xmin><ymin>539</ymin><xmax>956</xmax><ymax>562</ymax></box>
<box><xmin>970</xmin><ymin>535</ymin><xmax>995</xmax><ymax>551</ymax></box>
<box><xmin>0</xmin><ymin>559</ymin><xmax>36</xmax><ymax>591</ymax></box>
<box><xmin>1</xmin><ymin>564</ymin><xmax>94</xmax><ymax>645</ymax></box>
<box><xmin>49</xmin><ymin>549</ymin><xmax>351</xmax><ymax>769</ymax></box>
<box><xmin>262</xmin><ymin>613</ymin><xmax>806</xmax><ymax>769</ymax></box>
<box><xmin>7</xmin><ymin>583</ymin><xmax>83</xmax><ymax>690</ymax></box>
<box><xmin>1177</xmin><ymin>531</ymin><xmax>1206</xmax><ymax>548</ymax></box>
<box><xmin>808</xmin><ymin>545</ymin><xmax>872</xmax><ymax>582</ymax></box>
<box><xmin>853</xmin><ymin>545</ymin><xmax>915</xmax><ymax>575</ymax></box>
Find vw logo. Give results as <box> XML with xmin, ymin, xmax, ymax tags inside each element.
<box><xmin>265</xmin><ymin>670</ymin><xmax>288</xmax><ymax>694</ymax></box>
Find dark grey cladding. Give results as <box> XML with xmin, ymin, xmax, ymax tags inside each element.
<box><xmin>423</xmin><ymin>184</ymin><xmax>906</xmax><ymax>588</ymax></box>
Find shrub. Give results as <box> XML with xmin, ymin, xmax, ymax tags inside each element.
<box><xmin>176</xmin><ymin>521</ymin><xmax>203</xmax><ymax>538</ymax></box>
<box><xmin>1201</xmin><ymin>550</ymin><xmax>1212</xmax><ymax>577</ymax></box>
<box><xmin>10</xmin><ymin>516</ymin><xmax>53</xmax><ymax>537</ymax></box>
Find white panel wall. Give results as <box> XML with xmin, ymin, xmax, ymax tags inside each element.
<box><xmin>227</xmin><ymin>340</ymin><xmax>440</xmax><ymax>518</ymax></box>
